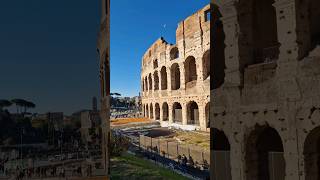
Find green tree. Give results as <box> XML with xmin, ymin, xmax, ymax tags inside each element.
<box><xmin>0</xmin><ymin>99</ymin><xmax>12</xmax><ymax>110</ymax></box>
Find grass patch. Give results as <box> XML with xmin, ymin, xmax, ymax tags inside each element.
<box><xmin>110</xmin><ymin>153</ymin><xmax>190</xmax><ymax>180</ymax></box>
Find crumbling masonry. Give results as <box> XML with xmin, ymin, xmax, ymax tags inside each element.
<box><xmin>210</xmin><ymin>0</ymin><xmax>320</xmax><ymax>180</ymax></box>
<box><xmin>141</xmin><ymin>5</ymin><xmax>211</xmax><ymax>131</ymax></box>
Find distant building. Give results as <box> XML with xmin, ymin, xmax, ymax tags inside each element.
<box><xmin>80</xmin><ymin>110</ymin><xmax>101</xmax><ymax>147</ymax></box>
<box><xmin>47</xmin><ymin>112</ymin><xmax>63</xmax><ymax>145</ymax></box>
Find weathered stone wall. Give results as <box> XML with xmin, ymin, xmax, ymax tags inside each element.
<box><xmin>211</xmin><ymin>0</ymin><xmax>320</xmax><ymax>179</ymax></box>
<box><xmin>141</xmin><ymin>4</ymin><xmax>210</xmax><ymax>131</ymax></box>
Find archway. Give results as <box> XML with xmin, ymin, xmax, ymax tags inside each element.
<box><xmin>160</xmin><ymin>66</ymin><xmax>167</xmax><ymax>90</ymax></box>
<box><xmin>145</xmin><ymin>77</ymin><xmax>148</xmax><ymax>91</ymax></box>
<box><xmin>162</xmin><ymin>102</ymin><xmax>168</xmax><ymax>121</ymax></box>
<box><xmin>172</xmin><ymin>102</ymin><xmax>182</xmax><ymax>123</ymax></box>
<box><xmin>211</xmin><ymin>128</ymin><xmax>231</xmax><ymax>180</ymax></box>
<box><xmin>304</xmin><ymin>126</ymin><xmax>320</xmax><ymax>180</ymax></box>
<box><xmin>148</xmin><ymin>74</ymin><xmax>152</xmax><ymax>91</ymax></box>
<box><xmin>150</xmin><ymin>103</ymin><xmax>153</xmax><ymax>119</ymax></box>
<box><xmin>154</xmin><ymin>71</ymin><xmax>159</xmax><ymax>90</ymax></box>
<box><xmin>212</xmin><ymin>7</ymin><xmax>226</xmax><ymax>90</ymax></box>
<box><xmin>146</xmin><ymin>104</ymin><xmax>149</xmax><ymax>117</ymax></box>
<box><xmin>203</xmin><ymin>50</ymin><xmax>210</xmax><ymax>80</ymax></box>
<box><xmin>171</xmin><ymin>63</ymin><xmax>180</xmax><ymax>90</ymax></box>
<box><xmin>187</xmin><ymin>101</ymin><xmax>199</xmax><ymax>125</ymax></box>
<box><xmin>153</xmin><ymin>59</ymin><xmax>158</xmax><ymax>69</ymax></box>
<box><xmin>251</xmin><ymin>0</ymin><xmax>279</xmax><ymax>63</ymax></box>
<box><xmin>170</xmin><ymin>47</ymin><xmax>179</xmax><ymax>60</ymax></box>
<box><xmin>154</xmin><ymin>103</ymin><xmax>160</xmax><ymax>120</ymax></box>
<box><xmin>185</xmin><ymin>56</ymin><xmax>197</xmax><ymax>88</ymax></box>
<box><xmin>309</xmin><ymin>0</ymin><xmax>320</xmax><ymax>49</ymax></box>
<box><xmin>245</xmin><ymin>125</ymin><xmax>285</xmax><ymax>180</ymax></box>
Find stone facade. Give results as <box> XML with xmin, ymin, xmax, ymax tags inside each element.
<box><xmin>211</xmin><ymin>0</ymin><xmax>320</xmax><ymax>180</ymax></box>
<box><xmin>97</xmin><ymin>0</ymin><xmax>110</xmax><ymax>176</ymax></box>
<box><xmin>141</xmin><ymin>5</ymin><xmax>211</xmax><ymax>131</ymax></box>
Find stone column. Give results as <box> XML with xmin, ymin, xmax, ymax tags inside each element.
<box><xmin>274</xmin><ymin>0</ymin><xmax>310</xmax><ymax>62</ymax></box>
<box><xmin>168</xmin><ymin>103</ymin><xmax>173</xmax><ymax>124</ymax></box>
<box><xmin>179</xmin><ymin>63</ymin><xmax>186</xmax><ymax>90</ymax></box>
<box><xmin>159</xmin><ymin>104</ymin><xmax>163</xmax><ymax>122</ymax></box>
<box><xmin>217</xmin><ymin>0</ymin><xmax>242</xmax><ymax>86</ymax></box>
<box><xmin>182</xmin><ymin>102</ymin><xmax>187</xmax><ymax>125</ymax></box>
<box><xmin>196</xmin><ymin>56</ymin><xmax>204</xmax><ymax>83</ymax></box>
<box><xmin>167</xmin><ymin>66</ymin><xmax>172</xmax><ymax>93</ymax></box>
<box><xmin>198</xmin><ymin>103</ymin><xmax>206</xmax><ymax>130</ymax></box>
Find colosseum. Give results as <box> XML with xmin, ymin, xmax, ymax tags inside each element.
<box><xmin>141</xmin><ymin>5</ymin><xmax>210</xmax><ymax>131</ymax></box>
<box><xmin>211</xmin><ymin>0</ymin><xmax>320</xmax><ymax>180</ymax></box>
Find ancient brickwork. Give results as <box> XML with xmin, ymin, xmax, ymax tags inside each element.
<box><xmin>141</xmin><ymin>5</ymin><xmax>211</xmax><ymax>131</ymax></box>
<box><xmin>211</xmin><ymin>0</ymin><xmax>320</xmax><ymax>179</ymax></box>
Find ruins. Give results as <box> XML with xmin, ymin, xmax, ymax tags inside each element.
<box><xmin>97</xmin><ymin>0</ymin><xmax>110</xmax><ymax>176</ymax></box>
<box><xmin>141</xmin><ymin>5</ymin><xmax>211</xmax><ymax>131</ymax></box>
<box><xmin>211</xmin><ymin>0</ymin><xmax>320</xmax><ymax>180</ymax></box>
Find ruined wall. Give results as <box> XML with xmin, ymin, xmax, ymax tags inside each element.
<box><xmin>97</xmin><ymin>0</ymin><xmax>110</xmax><ymax>175</ymax></box>
<box><xmin>211</xmin><ymin>0</ymin><xmax>320</xmax><ymax>179</ymax></box>
<box><xmin>141</xmin><ymin>4</ymin><xmax>210</xmax><ymax>131</ymax></box>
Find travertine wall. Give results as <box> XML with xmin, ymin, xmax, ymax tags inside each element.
<box><xmin>97</xmin><ymin>0</ymin><xmax>110</xmax><ymax>176</ymax></box>
<box><xmin>211</xmin><ymin>0</ymin><xmax>320</xmax><ymax>180</ymax></box>
<box><xmin>141</xmin><ymin>5</ymin><xmax>211</xmax><ymax>131</ymax></box>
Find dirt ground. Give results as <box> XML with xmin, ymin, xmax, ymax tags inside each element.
<box><xmin>111</xmin><ymin>118</ymin><xmax>150</xmax><ymax>126</ymax></box>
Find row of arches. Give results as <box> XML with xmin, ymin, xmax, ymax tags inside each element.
<box><xmin>212</xmin><ymin>125</ymin><xmax>320</xmax><ymax>180</ymax></box>
<box><xmin>142</xmin><ymin>101</ymin><xmax>209</xmax><ymax>127</ymax></box>
<box><xmin>213</xmin><ymin>0</ymin><xmax>320</xmax><ymax>89</ymax></box>
<box><xmin>142</xmin><ymin>51</ymin><xmax>210</xmax><ymax>92</ymax></box>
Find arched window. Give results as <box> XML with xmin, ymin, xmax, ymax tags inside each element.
<box><xmin>185</xmin><ymin>56</ymin><xmax>197</xmax><ymax>88</ymax></box>
<box><xmin>172</xmin><ymin>102</ymin><xmax>182</xmax><ymax>123</ymax></box>
<box><xmin>245</xmin><ymin>125</ymin><xmax>285</xmax><ymax>180</ymax></box>
<box><xmin>153</xmin><ymin>59</ymin><xmax>158</xmax><ymax>69</ymax></box>
<box><xmin>162</xmin><ymin>102</ymin><xmax>168</xmax><ymax>121</ymax></box>
<box><xmin>160</xmin><ymin>67</ymin><xmax>167</xmax><ymax>90</ymax></box>
<box><xmin>171</xmin><ymin>63</ymin><xmax>180</xmax><ymax>90</ymax></box>
<box><xmin>154</xmin><ymin>71</ymin><xmax>159</xmax><ymax>90</ymax></box>
<box><xmin>187</xmin><ymin>101</ymin><xmax>199</xmax><ymax>125</ymax></box>
<box><xmin>170</xmin><ymin>47</ymin><xmax>179</xmax><ymax>60</ymax></box>
<box><xmin>309</xmin><ymin>0</ymin><xmax>320</xmax><ymax>49</ymax></box>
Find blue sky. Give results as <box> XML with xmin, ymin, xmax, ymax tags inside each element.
<box><xmin>0</xmin><ymin>0</ymin><xmax>100</xmax><ymax>115</ymax></box>
<box><xmin>110</xmin><ymin>0</ymin><xmax>209</xmax><ymax>97</ymax></box>
<box><xmin>0</xmin><ymin>0</ymin><xmax>209</xmax><ymax>115</ymax></box>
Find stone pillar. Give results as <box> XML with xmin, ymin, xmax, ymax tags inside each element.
<box><xmin>168</xmin><ymin>103</ymin><xmax>173</xmax><ymax>124</ymax></box>
<box><xmin>274</xmin><ymin>0</ymin><xmax>310</xmax><ymax>62</ymax></box>
<box><xmin>158</xmin><ymin>70</ymin><xmax>162</xmax><ymax>94</ymax></box>
<box><xmin>179</xmin><ymin>63</ymin><xmax>186</xmax><ymax>90</ymax></box>
<box><xmin>196</xmin><ymin>56</ymin><xmax>204</xmax><ymax>83</ymax></box>
<box><xmin>198</xmin><ymin>104</ymin><xmax>206</xmax><ymax>130</ymax></box>
<box><xmin>159</xmin><ymin>105</ymin><xmax>163</xmax><ymax>122</ymax></box>
<box><xmin>182</xmin><ymin>102</ymin><xmax>187</xmax><ymax>125</ymax></box>
<box><xmin>217</xmin><ymin>0</ymin><xmax>242</xmax><ymax>86</ymax></box>
<box><xmin>167</xmin><ymin>66</ymin><xmax>172</xmax><ymax>92</ymax></box>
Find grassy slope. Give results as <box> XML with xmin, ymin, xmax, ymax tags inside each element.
<box><xmin>110</xmin><ymin>153</ymin><xmax>190</xmax><ymax>180</ymax></box>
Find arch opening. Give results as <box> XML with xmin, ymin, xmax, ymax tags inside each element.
<box><xmin>251</xmin><ymin>0</ymin><xmax>279</xmax><ymax>64</ymax></box>
<box><xmin>212</xmin><ymin>9</ymin><xmax>226</xmax><ymax>90</ymax></box>
<box><xmin>309</xmin><ymin>0</ymin><xmax>320</xmax><ymax>49</ymax></box>
<box><xmin>145</xmin><ymin>77</ymin><xmax>148</xmax><ymax>91</ymax></box>
<box><xmin>148</xmin><ymin>74</ymin><xmax>152</xmax><ymax>91</ymax></box>
<box><xmin>160</xmin><ymin>66</ymin><xmax>167</xmax><ymax>90</ymax></box>
<box><xmin>154</xmin><ymin>71</ymin><xmax>159</xmax><ymax>90</ymax></box>
<box><xmin>171</xmin><ymin>63</ymin><xmax>181</xmax><ymax>90</ymax></box>
<box><xmin>203</xmin><ymin>50</ymin><xmax>210</xmax><ymax>80</ymax></box>
<box><xmin>150</xmin><ymin>104</ymin><xmax>153</xmax><ymax>119</ymax></box>
<box><xmin>153</xmin><ymin>59</ymin><xmax>158</xmax><ymax>69</ymax></box>
<box><xmin>187</xmin><ymin>101</ymin><xmax>199</xmax><ymax>125</ymax></box>
<box><xmin>172</xmin><ymin>102</ymin><xmax>182</xmax><ymax>124</ymax></box>
<box><xmin>170</xmin><ymin>47</ymin><xmax>179</xmax><ymax>60</ymax></box>
<box><xmin>146</xmin><ymin>104</ymin><xmax>149</xmax><ymax>117</ymax></box>
<box><xmin>185</xmin><ymin>56</ymin><xmax>197</xmax><ymax>88</ymax></box>
<box><xmin>211</xmin><ymin>128</ymin><xmax>231</xmax><ymax>180</ymax></box>
<box><xmin>162</xmin><ymin>102</ymin><xmax>168</xmax><ymax>121</ymax></box>
<box><xmin>245</xmin><ymin>125</ymin><xmax>285</xmax><ymax>180</ymax></box>
<box><xmin>155</xmin><ymin>103</ymin><xmax>160</xmax><ymax>120</ymax></box>
<box><xmin>304</xmin><ymin>126</ymin><xmax>320</xmax><ymax>180</ymax></box>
